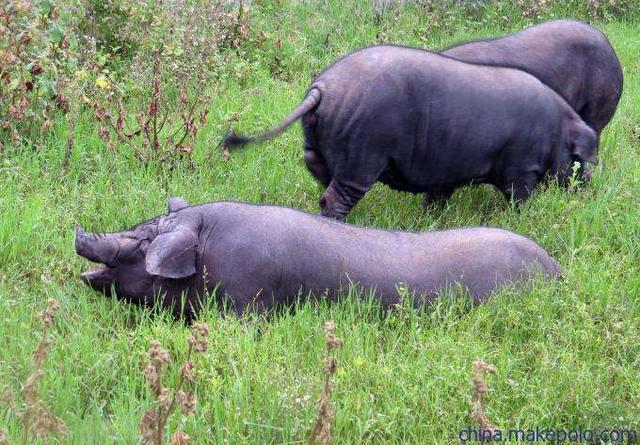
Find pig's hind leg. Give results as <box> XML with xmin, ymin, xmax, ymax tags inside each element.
<box><xmin>319</xmin><ymin>158</ymin><xmax>388</xmax><ymax>220</ymax></box>
<box><xmin>304</xmin><ymin>148</ymin><xmax>332</xmax><ymax>188</ymax></box>
<box><xmin>302</xmin><ymin>113</ymin><xmax>332</xmax><ymax>188</ymax></box>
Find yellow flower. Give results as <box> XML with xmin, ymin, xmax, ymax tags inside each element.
<box><xmin>75</xmin><ymin>69</ymin><xmax>88</xmax><ymax>80</ymax></box>
<box><xmin>95</xmin><ymin>77</ymin><xmax>110</xmax><ymax>89</ymax></box>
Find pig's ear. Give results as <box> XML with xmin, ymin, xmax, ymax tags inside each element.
<box><xmin>145</xmin><ymin>227</ymin><xmax>197</xmax><ymax>279</ymax></box>
<box><xmin>168</xmin><ymin>197</ymin><xmax>189</xmax><ymax>213</ymax></box>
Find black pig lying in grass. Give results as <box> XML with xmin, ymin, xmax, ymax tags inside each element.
<box><xmin>76</xmin><ymin>198</ymin><xmax>561</xmax><ymax>320</ymax></box>
<box><xmin>224</xmin><ymin>44</ymin><xmax>599</xmax><ymax>220</ymax></box>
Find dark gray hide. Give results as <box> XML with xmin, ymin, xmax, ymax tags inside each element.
<box><xmin>76</xmin><ymin>198</ymin><xmax>562</xmax><ymax>319</ymax></box>
<box><xmin>442</xmin><ymin>19</ymin><xmax>623</xmax><ymax>137</ymax></box>
<box><xmin>224</xmin><ymin>45</ymin><xmax>598</xmax><ymax>220</ymax></box>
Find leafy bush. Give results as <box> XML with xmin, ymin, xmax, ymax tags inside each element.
<box><xmin>0</xmin><ymin>0</ymin><xmax>79</xmax><ymax>149</ymax></box>
<box><xmin>375</xmin><ymin>0</ymin><xmax>639</xmax><ymax>22</ymax></box>
<box><xmin>79</xmin><ymin>0</ymin><xmax>139</xmax><ymax>59</ymax></box>
<box><xmin>86</xmin><ymin>0</ymin><xmax>249</xmax><ymax>166</ymax></box>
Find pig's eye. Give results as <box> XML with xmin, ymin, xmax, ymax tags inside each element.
<box><xmin>117</xmin><ymin>238</ymin><xmax>143</xmax><ymax>261</ymax></box>
<box><xmin>139</xmin><ymin>239</ymin><xmax>150</xmax><ymax>252</ymax></box>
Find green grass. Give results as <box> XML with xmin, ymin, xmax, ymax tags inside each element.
<box><xmin>1</xmin><ymin>1</ymin><xmax>640</xmax><ymax>443</ymax></box>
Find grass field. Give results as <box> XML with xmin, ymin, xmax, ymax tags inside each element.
<box><xmin>1</xmin><ymin>1</ymin><xmax>639</xmax><ymax>443</ymax></box>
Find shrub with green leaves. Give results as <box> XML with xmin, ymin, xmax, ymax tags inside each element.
<box><xmin>79</xmin><ymin>0</ymin><xmax>139</xmax><ymax>60</ymax></box>
<box><xmin>85</xmin><ymin>0</ymin><xmax>249</xmax><ymax>166</ymax></box>
<box><xmin>0</xmin><ymin>0</ymin><xmax>80</xmax><ymax>149</ymax></box>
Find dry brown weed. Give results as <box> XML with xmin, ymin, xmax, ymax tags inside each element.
<box><xmin>139</xmin><ymin>322</ymin><xmax>209</xmax><ymax>445</ymax></box>
<box><xmin>15</xmin><ymin>299</ymin><xmax>67</xmax><ymax>444</ymax></box>
<box><xmin>470</xmin><ymin>360</ymin><xmax>498</xmax><ymax>440</ymax></box>
<box><xmin>308</xmin><ymin>321</ymin><xmax>343</xmax><ymax>445</ymax></box>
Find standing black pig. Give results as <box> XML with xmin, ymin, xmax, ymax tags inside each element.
<box><xmin>427</xmin><ymin>19</ymin><xmax>622</xmax><ymax>205</ymax></box>
<box><xmin>442</xmin><ymin>19</ymin><xmax>623</xmax><ymax>139</ymax></box>
<box><xmin>75</xmin><ymin>198</ymin><xmax>561</xmax><ymax>320</ymax></box>
<box><xmin>224</xmin><ymin>45</ymin><xmax>597</xmax><ymax>220</ymax></box>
